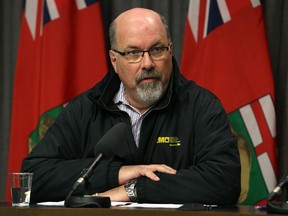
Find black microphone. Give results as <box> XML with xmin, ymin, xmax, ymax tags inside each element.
<box><xmin>65</xmin><ymin>122</ymin><xmax>128</xmax><ymax>208</ymax></box>
<box><xmin>267</xmin><ymin>173</ymin><xmax>288</xmax><ymax>201</ymax></box>
<box><xmin>72</xmin><ymin>122</ymin><xmax>128</xmax><ymax>190</ymax></box>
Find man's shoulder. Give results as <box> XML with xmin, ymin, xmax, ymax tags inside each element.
<box><xmin>176</xmin><ymin>75</ymin><xmax>219</xmax><ymax>101</ymax></box>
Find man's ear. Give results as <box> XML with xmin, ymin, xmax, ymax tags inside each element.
<box><xmin>109</xmin><ymin>50</ymin><xmax>118</xmax><ymax>73</ymax></box>
<box><xmin>169</xmin><ymin>42</ymin><xmax>173</xmax><ymax>55</ymax></box>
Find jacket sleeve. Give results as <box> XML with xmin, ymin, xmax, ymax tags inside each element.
<box><xmin>136</xmin><ymin>95</ymin><xmax>241</xmax><ymax>205</ymax></box>
<box><xmin>21</xmin><ymin>98</ymin><xmax>121</xmax><ymax>203</ymax></box>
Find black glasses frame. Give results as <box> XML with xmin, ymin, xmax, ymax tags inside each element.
<box><xmin>112</xmin><ymin>46</ymin><xmax>169</xmax><ymax>58</ymax></box>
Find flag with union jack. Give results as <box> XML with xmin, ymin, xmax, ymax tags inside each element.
<box><xmin>6</xmin><ymin>0</ymin><xmax>108</xmax><ymax>201</ymax></box>
<box><xmin>181</xmin><ymin>0</ymin><xmax>277</xmax><ymax>205</ymax></box>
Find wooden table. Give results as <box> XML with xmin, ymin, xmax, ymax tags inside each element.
<box><xmin>1</xmin><ymin>202</ymin><xmax>283</xmax><ymax>216</ymax></box>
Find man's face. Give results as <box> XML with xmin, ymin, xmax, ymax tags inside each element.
<box><xmin>109</xmin><ymin>13</ymin><xmax>173</xmax><ymax>109</ymax></box>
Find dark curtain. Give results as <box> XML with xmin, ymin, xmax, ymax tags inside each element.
<box><xmin>0</xmin><ymin>0</ymin><xmax>22</xmax><ymax>202</ymax></box>
<box><xmin>0</xmin><ymin>0</ymin><xmax>287</xmax><ymax>202</ymax></box>
<box><xmin>262</xmin><ymin>0</ymin><xmax>288</xmax><ymax>201</ymax></box>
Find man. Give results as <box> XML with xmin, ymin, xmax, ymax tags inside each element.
<box><xmin>21</xmin><ymin>8</ymin><xmax>241</xmax><ymax>204</ymax></box>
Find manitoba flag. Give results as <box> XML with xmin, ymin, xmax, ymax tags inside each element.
<box><xmin>6</xmin><ymin>0</ymin><xmax>107</xmax><ymax>200</ymax></box>
<box><xmin>181</xmin><ymin>0</ymin><xmax>277</xmax><ymax>205</ymax></box>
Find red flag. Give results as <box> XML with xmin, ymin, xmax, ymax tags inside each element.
<box><xmin>181</xmin><ymin>0</ymin><xmax>277</xmax><ymax>205</ymax></box>
<box><xmin>6</xmin><ymin>0</ymin><xmax>107</xmax><ymax>200</ymax></box>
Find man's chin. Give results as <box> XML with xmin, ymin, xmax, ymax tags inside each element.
<box><xmin>139</xmin><ymin>80</ymin><xmax>160</xmax><ymax>89</ymax></box>
<box><xmin>137</xmin><ymin>87</ymin><xmax>163</xmax><ymax>104</ymax></box>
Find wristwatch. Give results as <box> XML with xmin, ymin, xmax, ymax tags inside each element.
<box><xmin>124</xmin><ymin>179</ymin><xmax>138</xmax><ymax>202</ymax></box>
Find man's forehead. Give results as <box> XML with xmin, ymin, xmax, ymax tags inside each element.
<box><xmin>115</xmin><ymin>8</ymin><xmax>159</xmax><ymax>22</ymax></box>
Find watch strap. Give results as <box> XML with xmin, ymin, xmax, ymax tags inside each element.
<box><xmin>124</xmin><ymin>179</ymin><xmax>138</xmax><ymax>202</ymax></box>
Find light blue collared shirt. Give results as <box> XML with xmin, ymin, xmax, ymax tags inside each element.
<box><xmin>113</xmin><ymin>82</ymin><xmax>150</xmax><ymax>147</ymax></box>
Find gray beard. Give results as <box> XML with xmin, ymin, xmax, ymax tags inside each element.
<box><xmin>136</xmin><ymin>81</ymin><xmax>163</xmax><ymax>103</ymax></box>
<box><xmin>135</xmin><ymin>70</ymin><xmax>163</xmax><ymax>104</ymax></box>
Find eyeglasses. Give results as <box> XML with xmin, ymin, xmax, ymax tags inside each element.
<box><xmin>112</xmin><ymin>45</ymin><xmax>170</xmax><ymax>63</ymax></box>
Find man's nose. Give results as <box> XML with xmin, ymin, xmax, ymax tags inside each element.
<box><xmin>140</xmin><ymin>52</ymin><xmax>155</xmax><ymax>70</ymax></box>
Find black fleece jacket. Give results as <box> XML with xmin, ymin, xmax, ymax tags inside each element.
<box><xmin>22</xmin><ymin>57</ymin><xmax>241</xmax><ymax>204</ymax></box>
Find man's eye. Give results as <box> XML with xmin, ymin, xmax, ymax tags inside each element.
<box><xmin>150</xmin><ymin>47</ymin><xmax>163</xmax><ymax>53</ymax></box>
<box><xmin>126</xmin><ymin>50</ymin><xmax>141</xmax><ymax>56</ymax></box>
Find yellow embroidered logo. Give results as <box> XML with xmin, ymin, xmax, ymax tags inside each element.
<box><xmin>156</xmin><ymin>137</ymin><xmax>181</xmax><ymax>146</ymax></box>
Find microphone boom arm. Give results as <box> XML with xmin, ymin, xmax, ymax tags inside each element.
<box><xmin>72</xmin><ymin>153</ymin><xmax>103</xmax><ymax>191</ymax></box>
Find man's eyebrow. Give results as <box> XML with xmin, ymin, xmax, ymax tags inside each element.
<box><xmin>125</xmin><ymin>45</ymin><xmax>141</xmax><ymax>50</ymax></box>
<box><xmin>125</xmin><ymin>42</ymin><xmax>166</xmax><ymax>50</ymax></box>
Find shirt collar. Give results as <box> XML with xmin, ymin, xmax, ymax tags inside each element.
<box><xmin>113</xmin><ymin>82</ymin><xmax>127</xmax><ymax>105</ymax></box>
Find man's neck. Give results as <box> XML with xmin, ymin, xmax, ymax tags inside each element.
<box><xmin>114</xmin><ymin>82</ymin><xmax>153</xmax><ymax>114</ymax></box>
<box><xmin>126</xmin><ymin>96</ymin><xmax>153</xmax><ymax>114</ymax></box>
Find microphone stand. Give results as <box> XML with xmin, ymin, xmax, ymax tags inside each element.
<box><xmin>64</xmin><ymin>123</ymin><xmax>129</xmax><ymax>208</ymax></box>
<box><xmin>267</xmin><ymin>201</ymin><xmax>288</xmax><ymax>214</ymax></box>
<box><xmin>267</xmin><ymin>179</ymin><xmax>288</xmax><ymax>214</ymax></box>
<box><xmin>65</xmin><ymin>192</ymin><xmax>111</xmax><ymax>208</ymax></box>
<box><xmin>64</xmin><ymin>154</ymin><xmax>111</xmax><ymax>208</ymax></box>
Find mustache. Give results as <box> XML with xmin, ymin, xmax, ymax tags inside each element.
<box><xmin>135</xmin><ymin>70</ymin><xmax>161</xmax><ymax>84</ymax></box>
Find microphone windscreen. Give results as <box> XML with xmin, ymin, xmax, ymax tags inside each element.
<box><xmin>94</xmin><ymin>122</ymin><xmax>128</xmax><ymax>159</ymax></box>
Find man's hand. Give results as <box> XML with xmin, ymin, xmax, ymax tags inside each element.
<box><xmin>97</xmin><ymin>185</ymin><xmax>129</xmax><ymax>202</ymax></box>
<box><xmin>118</xmin><ymin>164</ymin><xmax>177</xmax><ymax>185</ymax></box>
<box><xmin>94</xmin><ymin>164</ymin><xmax>177</xmax><ymax>201</ymax></box>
